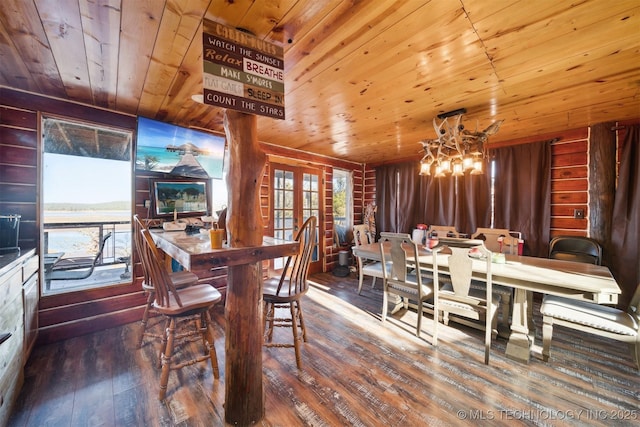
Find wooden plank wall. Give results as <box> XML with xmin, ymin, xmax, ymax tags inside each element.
<box><xmin>259</xmin><ymin>146</ymin><xmax>364</xmax><ymax>272</ymax></box>
<box><xmin>550</xmin><ymin>128</ymin><xmax>590</xmax><ymax>237</ymax></box>
<box><xmin>0</xmin><ymin>87</ymin><xmax>365</xmax><ymax>344</ymax></box>
<box><xmin>362</xmin><ymin>164</ymin><xmax>376</xmax><ymax>222</ymax></box>
<box><xmin>0</xmin><ymin>87</ymin><xmax>146</xmax><ymax>345</ymax></box>
<box><xmin>0</xmin><ymin>104</ymin><xmax>38</xmax><ymax>249</ymax></box>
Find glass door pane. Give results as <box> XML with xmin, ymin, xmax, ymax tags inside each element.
<box><xmin>271</xmin><ymin>164</ymin><xmax>323</xmax><ymax>272</ymax></box>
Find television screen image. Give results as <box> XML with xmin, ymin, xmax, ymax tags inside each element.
<box><xmin>136</xmin><ymin>116</ymin><xmax>225</xmax><ymax>179</ymax></box>
<box><xmin>153</xmin><ymin>181</ymin><xmax>209</xmax><ymax>216</ymax></box>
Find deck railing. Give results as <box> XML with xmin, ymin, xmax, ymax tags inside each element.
<box><xmin>43</xmin><ymin>221</ymin><xmax>131</xmax><ymax>266</ymax></box>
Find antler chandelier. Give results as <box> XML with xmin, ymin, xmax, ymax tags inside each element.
<box><xmin>419</xmin><ymin>108</ymin><xmax>503</xmax><ymax>177</ymax></box>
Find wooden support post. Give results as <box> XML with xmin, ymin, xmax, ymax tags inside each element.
<box><xmin>223</xmin><ymin>110</ymin><xmax>267</xmax><ymax>425</ymax></box>
<box><xmin>589</xmin><ymin>122</ymin><xmax>616</xmax><ymax>266</ymax></box>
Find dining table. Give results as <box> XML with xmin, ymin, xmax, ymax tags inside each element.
<box><xmin>149</xmin><ymin>229</ymin><xmax>299</xmax><ymax>272</ymax></box>
<box><xmin>352</xmin><ymin>238</ymin><xmax>621</xmax><ymax>363</ymax></box>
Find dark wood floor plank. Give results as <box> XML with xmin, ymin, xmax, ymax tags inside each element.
<box><xmin>8</xmin><ymin>272</ymin><xmax>640</xmax><ymax>427</ymax></box>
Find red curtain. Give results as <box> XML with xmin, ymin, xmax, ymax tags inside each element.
<box><xmin>490</xmin><ymin>140</ymin><xmax>552</xmax><ymax>257</ymax></box>
<box><xmin>610</xmin><ymin>124</ymin><xmax>640</xmax><ymax>309</ymax></box>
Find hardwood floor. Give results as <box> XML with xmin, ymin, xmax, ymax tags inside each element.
<box><xmin>8</xmin><ymin>272</ymin><xmax>639</xmax><ymax>426</ymax></box>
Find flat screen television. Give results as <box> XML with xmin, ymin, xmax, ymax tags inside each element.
<box><xmin>135</xmin><ymin>116</ymin><xmax>225</xmax><ymax>179</ymax></box>
<box><xmin>153</xmin><ymin>180</ymin><xmax>210</xmax><ymax>216</ymax></box>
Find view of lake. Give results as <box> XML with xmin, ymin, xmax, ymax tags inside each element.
<box><xmin>45</xmin><ymin>210</ymin><xmax>131</xmax><ymax>222</ymax></box>
<box><xmin>44</xmin><ymin>210</ymin><xmax>131</xmax><ymax>259</ymax></box>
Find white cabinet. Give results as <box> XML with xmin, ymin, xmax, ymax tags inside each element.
<box><xmin>0</xmin><ymin>249</ymin><xmax>37</xmax><ymax>426</ymax></box>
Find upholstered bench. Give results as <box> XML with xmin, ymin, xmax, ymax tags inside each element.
<box><xmin>540</xmin><ymin>294</ymin><xmax>639</xmax><ymax>369</ymax></box>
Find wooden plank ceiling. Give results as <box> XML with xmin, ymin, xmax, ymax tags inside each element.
<box><xmin>0</xmin><ymin>0</ymin><xmax>638</xmax><ymax>165</ymax></box>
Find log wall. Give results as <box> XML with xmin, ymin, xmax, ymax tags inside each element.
<box><xmin>1</xmin><ymin>85</ymin><xmax>636</xmax><ymax>343</ymax></box>
<box><xmin>0</xmin><ymin>87</ymin><xmax>364</xmax><ymax>344</ymax></box>
<box><xmin>550</xmin><ymin>129</ymin><xmax>590</xmax><ymax>237</ymax></box>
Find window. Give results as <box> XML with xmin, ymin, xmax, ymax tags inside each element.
<box><xmin>209</xmin><ymin>145</ymin><xmax>229</xmax><ymax>217</ymax></box>
<box><xmin>333</xmin><ymin>169</ymin><xmax>353</xmax><ymax>246</ymax></box>
<box><xmin>41</xmin><ymin>116</ymin><xmax>133</xmax><ymax>295</ymax></box>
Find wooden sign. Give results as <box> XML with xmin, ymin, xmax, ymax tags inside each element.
<box><xmin>202</xmin><ymin>20</ymin><xmax>285</xmax><ymax>120</ymax></box>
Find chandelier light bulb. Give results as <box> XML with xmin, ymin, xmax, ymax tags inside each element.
<box><xmin>419</xmin><ymin>161</ymin><xmax>431</xmax><ymax>176</ymax></box>
<box><xmin>462</xmin><ymin>156</ymin><xmax>474</xmax><ymax>170</ymax></box>
<box><xmin>471</xmin><ymin>159</ymin><xmax>484</xmax><ymax>174</ymax></box>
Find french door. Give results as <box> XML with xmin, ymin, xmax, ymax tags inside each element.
<box><xmin>270</xmin><ymin>163</ymin><xmax>322</xmax><ymax>274</ymax></box>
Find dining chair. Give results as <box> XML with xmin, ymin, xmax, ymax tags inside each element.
<box><xmin>471</xmin><ymin>227</ymin><xmax>519</xmax><ymax>254</ymax></box>
<box><xmin>132</xmin><ymin>215</ymin><xmax>200</xmax><ymax>347</ymax></box>
<box><xmin>46</xmin><ymin>232</ymin><xmax>112</xmax><ymax>289</ymax></box>
<box><xmin>432</xmin><ymin>238</ymin><xmax>500</xmax><ymax>364</ymax></box>
<box><xmin>426</xmin><ymin>225</ymin><xmax>460</xmax><ymax>238</ymax></box>
<box><xmin>540</xmin><ymin>282</ymin><xmax>640</xmax><ymax>370</ymax></box>
<box><xmin>139</xmin><ymin>228</ymin><xmax>222</xmax><ymax>400</ymax></box>
<box><xmin>378</xmin><ymin>232</ymin><xmax>435</xmax><ymax>340</ymax></box>
<box><xmin>470</xmin><ymin>227</ymin><xmax>519</xmax><ymax>330</ymax></box>
<box><xmin>353</xmin><ymin>223</ymin><xmax>386</xmax><ymax>294</ymax></box>
<box><xmin>263</xmin><ymin>216</ymin><xmax>317</xmax><ymax>369</ymax></box>
<box><xmin>548</xmin><ymin>235</ymin><xmax>602</xmax><ymax>265</ymax></box>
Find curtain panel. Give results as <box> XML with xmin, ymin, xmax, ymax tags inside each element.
<box><xmin>610</xmin><ymin>124</ymin><xmax>640</xmax><ymax>309</ymax></box>
<box><xmin>421</xmin><ymin>173</ymin><xmax>456</xmax><ymax>229</ymax></box>
<box><xmin>490</xmin><ymin>140</ymin><xmax>552</xmax><ymax>257</ymax></box>
<box><xmin>375</xmin><ymin>161</ymin><xmax>422</xmax><ymax>237</ymax></box>
<box><xmin>376</xmin><ymin>140</ymin><xmax>550</xmax><ymax>251</ymax></box>
<box><xmin>376</xmin><ymin>161</ymin><xmax>490</xmax><ymax>237</ymax></box>
<box><xmin>456</xmin><ymin>172</ymin><xmax>491</xmax><ymax>235</ymax></box>
<box><xmin>374</xmin><ymin>164</ymin><xmax>397</xmax><ymax>238</ymax></box>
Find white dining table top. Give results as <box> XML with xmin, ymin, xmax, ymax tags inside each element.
<box><xmin>353</xmin><ymin>241</ymin><xmax>620</xmax><ymax>304</ymax></box>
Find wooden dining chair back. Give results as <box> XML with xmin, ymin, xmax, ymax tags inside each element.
<box><xmin>139</xmin><ymin>228</ymin><xmax>222</xmax><ymax>400</ymax></box>
<box><xmin>378</xmin><ymin>232</ymin><xmax>435</xmax><ymax>340</ymax></box>
<box><xmin>470</xmin><ymin>227</ymin><xmax>519</xmax><ymax>331</ymax></box>
<box><xmin>548</xmin><ymin>235</ymin><xmax>602</xmax><ymax>265</ymax></box>
<box><xmin>263</xmin><ymin>216</ymin><xmax>317</xmax><ymax>368</ymax></box>
<box><xmin>471</xmin><ymin>227</ymin><xmax>519</xmax><ymax>255</ymax></box>
<box><xmin>353</xmin><ymin>223</ymin><xmax>386</xmax><ymax>294</ymax></box>
<box><xmin>540</xmin><ymin>282</ymin><xmax>640</xmax><ymax>370</ymax></box>
<box><xmin>427</xmin><ymin>225</ymin><xmax>460</xmax><ymax>238</ymax></box>
<box><xmin>133</xmin><ymin>214</ymin><xmax>199</xmax><ymax>347</ymax></box>
<box><xmin>432</xmin><ymin>238</ymin><xmax>500</xmax><ymax>364</ymax></box>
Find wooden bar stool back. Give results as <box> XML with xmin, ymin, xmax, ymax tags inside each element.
<box><xmin>133</xmin><ymin>215</ymin><xmax>199</xmax><ymax>347</ymax></box>
<box><xmin>263</xmin><ymin>216</ymin><xmax>317</xmax><ymax>368</ymax></box>
<box><xmin>139</xmin><ymin>228</ymin><xmax>222</xmax><ymax>400</ymax></box>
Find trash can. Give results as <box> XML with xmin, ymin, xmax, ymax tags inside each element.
<box><xmin>339</xmin><ymin>250</ymin><xmax>350</xmax><ymax>266</ymax></box>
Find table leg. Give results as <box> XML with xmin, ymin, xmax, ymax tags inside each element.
<box><xmin>389</xmin><ymin>294</ymin><xmax>404</xmax><ymax>314</ymax></box>
<box><xmin>505</xmin><ymin>288</ymin><xmax>532</xmax><ymax>362</ymax></box>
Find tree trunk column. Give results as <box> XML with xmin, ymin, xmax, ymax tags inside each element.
<box><xmin>589</xmin><ymin>122</ymin><xmax>616</xmax><ymax>266</ymax></box>
<box><xmin>223</xmin><ymin>110</ymin><xmax>267</xmax><ymax>425</ymax></box>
